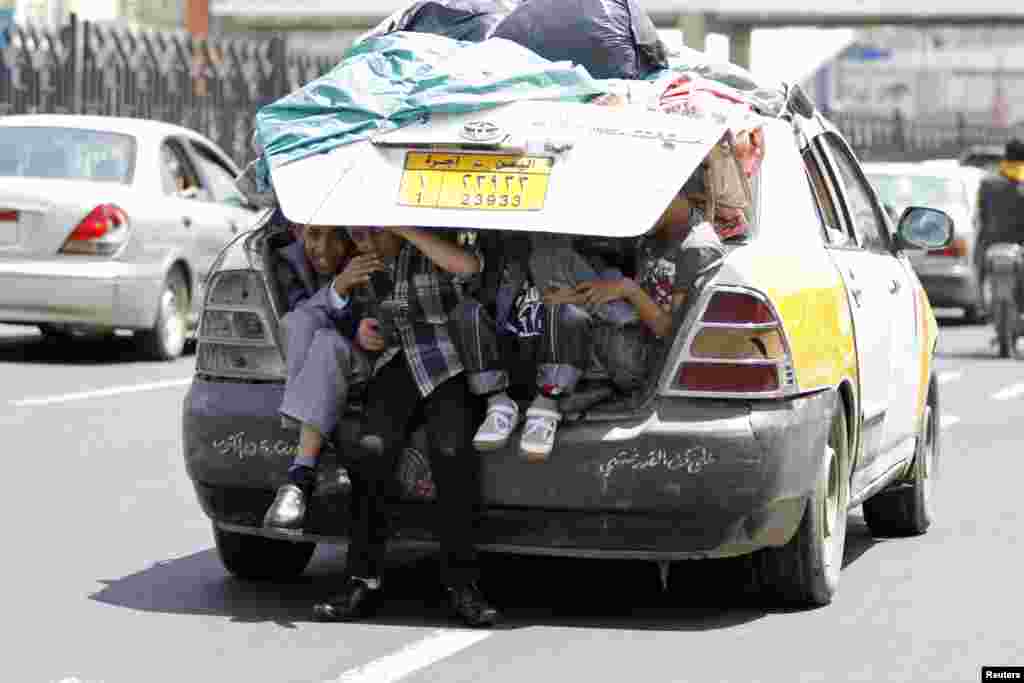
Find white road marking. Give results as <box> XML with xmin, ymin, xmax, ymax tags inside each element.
<box><xmin>940</xmin><ymin>415</ymin><xmax>961</xmax><ymax>429</ymax></box>
<box><xmin>937</xmin><ymin>371</ymin><xmax>962</xmax><ymax>385</ymax></box>
<box><xmin>331</xmin><ymin>629</ymin><xmax>492</xmax><ymax>683</ymax></box>
<box><xmin>992</xmin><ymin>382</ymin><xmax>1024</xmax><ymax>401</ymax></box>
<box><xmin>11</xmin><ymin>377</ymin><xmax>193</xmax><ymax>407</ymax></box>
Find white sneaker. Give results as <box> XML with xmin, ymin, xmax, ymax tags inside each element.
<box><xmin>519</xmin><ymin>403</ymin><xmax>561</xmax><ymax>463</ymax></box>
<box><xmin>472</xmin><ymin>396</ymin><xmax>520</xmax><ymax>451</ymax></box>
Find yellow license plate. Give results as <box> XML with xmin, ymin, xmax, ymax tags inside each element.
<box><xmin>398</xmin><ymin>152</ymin><xmax>552</xmax><ymax>211</ymax></box>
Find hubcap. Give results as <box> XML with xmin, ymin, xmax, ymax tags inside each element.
<box><xmin>160</xmin><ymin>286</ymin><xmax>186</xmax><ymax>356</ymax></box>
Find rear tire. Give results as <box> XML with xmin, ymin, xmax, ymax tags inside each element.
<box><xmin>213</xmin><ymin>525</ymin><xmax>316</xmax><ymax>581</ymax></box>
<box><xmin>863</xmin><ymin>376</ymin><xmax>938</xmax><ymax>537</ymax></box>
<box><xmin>138</xmin><ymin>268</ymin><xmax>189</xmax><ymax>361</ymax></box>
<box><xmin>749</xmin><ymin>396</ymin><xmax>850</xmax><ymax>606</ymax></box>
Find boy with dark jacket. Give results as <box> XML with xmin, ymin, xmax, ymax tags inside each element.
<box><xmin>263</xmin><ymin>224</ymin><xmax>384</xmax><ymax>531</ymax></box>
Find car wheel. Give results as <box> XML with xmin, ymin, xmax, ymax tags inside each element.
<box><xmin>750</xmin><ymin>396</ymin><xmax>850</xmax><ymax>606</ymax></box>
<box><xmin>863</xmin><ymin>375</ymin><xmax>938</xmax><ymax>536</ymax></box>
<box><xmin>213</xmin><ymin>525</ymin><xmax>316</xmax><ymax>581</ymax></box>
<box><xmin>138</xmin><ymin>268</ymin><xmax>189</xmax><ymax>361</ymax></box>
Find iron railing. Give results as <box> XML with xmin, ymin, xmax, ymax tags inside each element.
<box><xmin>0</xmin><ymin>15</ymin><xmax>1019</xmax><ymax>166</ymax></box>
<box><xmin>0</xmin><ymin>14</ymin><xmax>333</xmax><ymax>165</ymax></box>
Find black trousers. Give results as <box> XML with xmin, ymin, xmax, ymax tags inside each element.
<box><xmin>346</xmin><ymin>353</ymin><xmax>481</xmax><ymax>587</ymax></box>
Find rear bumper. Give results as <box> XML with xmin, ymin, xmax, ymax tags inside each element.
<box><xmin>0</xmin><ymin>259</ymin><xmax>162</xmax><ymax>329</ymax></box>
<box><xmin>183</xmin><ymin>378</ymin><xmax>835</xmax><ymax>559</ymax></box>
<box><xmin>913</xmin><ymin>262</ymin><xmax>980</xmax><ymax>309</ymax></box>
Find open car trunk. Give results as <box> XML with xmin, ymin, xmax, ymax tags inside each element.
<box><xmin>265</xmin><ymin>98</ymin><xmax>757</xmax><ymax>410</ymax></box>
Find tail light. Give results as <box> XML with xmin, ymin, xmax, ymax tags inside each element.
<box><xmin>196</xmin><ymin>269</ymin><xmax>285</xmax><ymax>381</ymax></box>
<box><xmin>930</xmin><ymin>236</ymin><xmax>968</xmax><ymax>259</ymax></box>
<box><xmin>60</xmin><ymin>204</ymin><xmax>130</xmax><ymax>256</ymax></box>
<box><xmin>664</xmin><ymin>287</ymin><xmax>797</xmax><ymax>397</ymax></box>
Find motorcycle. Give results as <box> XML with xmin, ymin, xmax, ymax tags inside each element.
<box><xmin>984</xmin><ymin>242</ymin><xmax>1024</xmax><ymax>358</ymax></box>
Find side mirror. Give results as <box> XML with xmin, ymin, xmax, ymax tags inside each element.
<box><xmin>895</xmin><ymin>206</ymin><xmax>954</xmax><ymax>251</ymax></box>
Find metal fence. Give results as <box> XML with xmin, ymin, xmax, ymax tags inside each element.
<box><xmin>831</xmin><ymin>109</ymin><xmax>1021</xmax><ymax>162</ymax></box>
<box><xmin>0</xmin><ymin>15</ymin><xmax>1020</xmax><ymax>167</ymax></box>
<box><xmin>0</xmin><ymin>14</ymin><xmax>334</xmax><ymax>166</ymax></box>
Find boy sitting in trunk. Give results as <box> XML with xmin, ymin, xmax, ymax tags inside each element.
<box><xmin>517</xmin><ymin>171</ymin><xmax>727</xmax><ymax>460</ymax></box>
<box><xmin>263</xmin><ymin>224</ymin><xmax>386</xmax><ymax>531</ymax></box>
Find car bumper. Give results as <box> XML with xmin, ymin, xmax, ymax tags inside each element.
<box><xmin>183</xmin><ymin>378</ymin><xmax>835</xmax><ymax>560</ymax></box>
<box><xmin>912</xmin><ymin>262</ymin><xmax>980</xmax><ymax>309</ymax></box>
<box><xmin>0</xmin><ymin>259</ymin><xmax>163</xmax><ymax>329</ymax></box>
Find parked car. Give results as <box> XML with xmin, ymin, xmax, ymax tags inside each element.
<box><xmin>183</xmin><ymin>77</ymin><xmax>950</xmax><ymax>606</ymax></box>
<box><xmin>0</xmin><ymin>114</ymin><xmax>258</xmax><ymax>359</ymax></box>
<box><xmin>865</xmin><ymin>161</ymin><xmax>988</xmax><ymax>320</ymax></box>
<box><xmin>959</xmin><ymin>144</ymin><xmax>1004</xmax><ymax>173</ymax></box>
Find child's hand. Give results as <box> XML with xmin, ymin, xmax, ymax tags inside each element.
<box><xmin>335</xmin><ymin>254</ymin><xmax>384</xmax><ymax>297</ymax></box>
<box><xmin>542</xmin><ymin>286</ymin><xmax>586</xmax><ymax>305</ymax></box>
<box><xmin>356</xmin><ymin>318</ymin><xmax>386</xmax><ymax>352</ymax></box>
<box><xmin>574</xmin><ymin>278</ymin><xmax>637</xmax><ymax>305</ymax></box>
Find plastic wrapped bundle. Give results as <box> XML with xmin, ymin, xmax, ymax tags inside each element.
<box><xmin>489</xmin><ymin>0</ymin><xmax>668</xmax><ymax>80</ymax></box>
<box><xmin>357</xmin><ymin>0</ymin><xmax>521</xmax><ymax>44</ymax></box>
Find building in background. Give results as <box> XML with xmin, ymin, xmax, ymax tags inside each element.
<box><xmin>804</xmin><ymin>26</ymin><xmax>1024</xmax><ymax>127</ymax></box>
<box><xmin>9</xmin><ymin>0</ymin><xmax>187</xmax><ymax>27</ymax></box>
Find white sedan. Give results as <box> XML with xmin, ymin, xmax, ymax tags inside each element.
<box><xmin>0</xmin><ymin>114</ymin><xmax>259</xmax><ymax>359</ymax></box>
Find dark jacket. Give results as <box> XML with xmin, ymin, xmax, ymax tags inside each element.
<box><xmin>276</xmin><ymin>240</ymin><xmax>362</xmax><ymax>339</ymax></box>
<box><xmin>977</xmin><ymin>171</ymin><xmax>1024</xmax><ymax>257</ymax></box>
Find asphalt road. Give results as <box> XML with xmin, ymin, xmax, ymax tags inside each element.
<box><xmin>2</xmin><ymin>316</ymin><xmax>1020</xmax><ymax>683</ymax></box>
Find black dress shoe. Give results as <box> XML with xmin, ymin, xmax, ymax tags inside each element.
<box><xmin>263</xmin><ymin>483</ymin><xmax>307</xmax><ymax>530</ymax></box>
<box><xmin>447</xmin><ymin>583</ymin><xmax>501</xmax><ymax>628</ymax></box>
<box><xmin>313</xmin><ymin>578</ymin><xmax>381</xmax><ymax>622</ymax></box>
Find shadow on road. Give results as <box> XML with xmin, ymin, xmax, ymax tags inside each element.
<box><xmin>90</xmin><ymin>512</ymin><xmax>885</xmax><ymax>633</ymax></box>
<box><xmin>0</xmin><ymin>328</ymin><xmax>195</xmax><ymax>365</ymax></box>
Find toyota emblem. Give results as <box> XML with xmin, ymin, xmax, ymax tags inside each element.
<box><xmin>461</xmin><ymin>120</ymin><xmax>502</xmax><ymax>143</ymax></box>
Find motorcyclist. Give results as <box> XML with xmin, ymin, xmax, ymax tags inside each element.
<box><xmin>976</xmin><ymin>138</ymin><xmax>1024</xmax><ymax>350</ymax></box>
<box><xmin>976</xmin><ymin>138</ymin><xmax>1024</xmax><ymax>287</ymax></box>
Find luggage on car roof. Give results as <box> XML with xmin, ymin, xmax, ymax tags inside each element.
<box><xmin>491</xmin><ymin>0</ymin><xmax>667</xmax><ymax>80</ymax></box>
<box><xmin>359</xmin><ymin>0</ymin><xmax>520</xmax><ymax>44</ymax></box>
<box><xmin>360</xmin><ymin>0</ymin><xmax>668</xmax><ymax>81</ymax></box>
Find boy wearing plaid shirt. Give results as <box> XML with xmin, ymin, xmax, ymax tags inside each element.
<box><xmin>312</xmin><ymin>225</ymin><xmax>501</xmax><ymax>629</ymax></box>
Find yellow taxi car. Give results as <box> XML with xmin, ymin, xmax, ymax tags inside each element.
<box><xmin>182</xmin><ymin>75</ymin><xmax>952</xmax><ymax>607</ymax></box>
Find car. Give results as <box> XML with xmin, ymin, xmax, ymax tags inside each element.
<box><xmin>959</xmin><ymin>144</ymin><xmax>1004</xmax><ymax>173</ymax></box>
<box><xmin>0</xmin><ymin>114</ymin><xmax>259</xmax><ymax>359</ymax></box>
<box><xmin>864</xmin><ymin>161</ymin><xmax>988</xmax><ymax>320</ymax></box>
<box><xmin>182</xmin><ymin>63</ymin><xmax>950</xmax><ymax>607</ymax></box>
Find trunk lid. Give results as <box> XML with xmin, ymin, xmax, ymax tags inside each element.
<box><xmin>0</xmin><ymin>178</ymin><xmax>138</xmax><ymax>258</ymax></box>
<box><xmin>270</xmin><ymin>100</ymin><xmax>728</xmax><ymax>238</ymax></box>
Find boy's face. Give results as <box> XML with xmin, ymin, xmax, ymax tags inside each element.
<box><xmin>303</xmin><ymin>225</ymin><xmax>348</xmax><ymax>275</ymax></box>
<box><xmin>347</xmin><ymin>227</ymin><xmax>402</xmax><ymax>259</ymax></box>
<box><xmin>653</xmin><ymin>192</ymin><xmax>695</xmax><ymax>241</ymax></box>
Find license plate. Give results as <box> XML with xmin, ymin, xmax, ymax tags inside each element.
<box><xmin>0</xmin><ymin>210</ymin><xmax>17</xmax><ymax>246</ymax></box>
<box><xmin>398</xmin><ymin>153</ymin><xmax>552</xmax><ymax>211</ymax></box>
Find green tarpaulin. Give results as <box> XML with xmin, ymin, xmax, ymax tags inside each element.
<box><xmin>255</xmin><ymin>32</ymin><xmax>606</xmax><ymax>172</ymax></box>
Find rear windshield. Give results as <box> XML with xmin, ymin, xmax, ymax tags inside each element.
<box><xmin>867</xmin><ymin>173</ymin><xmax>965</xmax><ymax>216</ymax></box>
<box><xmin>0</xmin><ymin>127</ymin><xmax>137</xmax><ymax>184</ymax></box>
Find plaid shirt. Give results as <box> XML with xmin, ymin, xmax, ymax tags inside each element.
<box><xmin>360</xmin><ymin>233</ymin><xmax>483</xmax><ymax>398</ymax></box>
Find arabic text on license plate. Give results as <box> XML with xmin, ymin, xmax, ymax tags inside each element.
<box><xmin>398</xmin><ymin>153</ymin><xmax>552</xmax><ymax>211</ymax></box>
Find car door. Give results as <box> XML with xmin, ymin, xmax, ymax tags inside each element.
<box><xmin>804</xmin><ymin>133</ymin><xmax>907</xmax><ymax>471</ymax></box>
<box><xmin>154</xmin><ymin>138</ymin><xmax>207</xmax><ymax>297</ymax></box>
<box><xmin>176</xmin><ymin>139</ymin><xmax>249</xmax><ymax>296</ymax></box>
